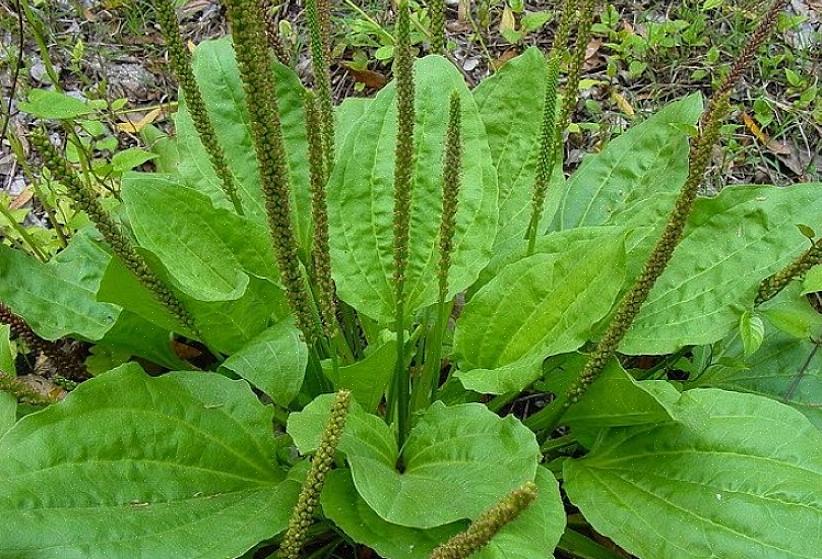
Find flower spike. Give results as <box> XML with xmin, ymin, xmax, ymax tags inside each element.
<box><xmin>430</xmin><ymin>482</ymin><xmax>538</xmax><ymax>559</ymax></box>
<box><xmin>525</xmin><ymin>0</ymin><xmax>789</xmax><ymax>433</ymax></box>
<box><xmin>278</xmin><ymin>390</ymin><xmax>351</xmax><ymax>559</ymax></box>
<box><xmin>222</xmin><ymin>0</ymin><xmax>320</xmax><ymax>343</ymax></box>
<box><xmin>155</xmin><ymin>0</ymin><xmax>243</xmax><ymax>214</ymax></box>
<box><xmin>29</xmin><ymin>132</ymin><xmax>198</xmax><ymax>336</ymax></box>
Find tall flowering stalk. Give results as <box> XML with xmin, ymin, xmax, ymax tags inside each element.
<box><xmin>388</xmin><ymin>0</ymin><xmax>416</xmax><ymax>449</ymax></box>
<box><xmin>222</xmin><ymin>0</ymin><xmax>319</xmax><ymax>343</ymax></box>
<box><xmin>0</xmin><ymin>371</ymin><xmax>58</xmax><ymax>406</ymax></box>
<box><xmin>261</xmin><ymin>0</ymin><xmax>290</xmax><ymax>65</ymax></box>
<box><xmin>0</xmin><ymin>303</ymin><xmax>85</xmax><ymax>379</ymax></box>
<box><xmin>278</xmin><ymin>390</ymin><xmax>351</xmax><ymax>559</ymax></box>
<box><xmin>556</xmin><ymin>0</ymin><xmax>597</xmax><ymax>141</ymax></box>
<box><xmin>757</xmin><ymin>237</ymin><xmax>822</xmax><ymax>304</ymax></box>
<box><xmin>305</xmin><ymin>0</ymin><xmax>335</xmax><ymax>175</ymax></box>
<box><xmin>29</xmin><ymin>132</ymin><xmax>198</xmax><ymax>337</ymax></box>
<box><xmin>430</xmin><ymin>482</ymin><xmax>538</xmax><ymax>559</ymax></box>
<box><xmin>155</xmin><ymin>0</ymin><xmax>243</xmax><ymax>214</ymax></box>
<box><xmin>525</xmin><ymin>0</ymin><xmax>789</xmax><ymax>433</ymax></box>
<box><xmin>304</xmin><ymin>91</ymin><xmax>337</xmax><ymax>339</ymax></box>
<box><xmin>411</xmin><ymin>91</ymin><xmax>462</xmax><ymax>413</ymax></box>
<box><xmin>525</xmin><ymin>0</ymin><xmax>582</xmax><ymax>252</ymax></box>
<box><xmin>430</xmin><ymin>0</ymin><xmax>446</xmax><ymax>54</ymax></box>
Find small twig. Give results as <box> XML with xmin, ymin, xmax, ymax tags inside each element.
<box><xmin>0</xmin><ymin>0</ymin><xmax>24</xmax><ymax>141</ymax></box>
<box><xmin>784</xmin><ymin>338</ymin><xmax>820</xmax><ymax>403</ymax></box>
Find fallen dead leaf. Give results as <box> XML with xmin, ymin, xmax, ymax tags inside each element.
<box><xmin>116</xmin><ymin>107</ymin><xmax>163</xmax><ymax>134</ymax></box>
<box><xmin>9</xmin><ymin>187</ymin><xmax>33</xmax><ymax>210</ymax></box>
<box><xmin>345</xmin><ymin>66</ymin><xmax>387</xmax><ymax>90</ymax></box>
<box><xmin>490</xmin><ymin>48</ymin><xmax>519</xmax><ymax>71</ymax></box>
<box><xmin>611</xmin><ymin>91</ymin><xmax>635</xmax><ymax>117</ymax></box>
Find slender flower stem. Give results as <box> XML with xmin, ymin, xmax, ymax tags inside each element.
<box><xmin>525</xmin><ymin>0</ymin><xmax>788</xmax><ymax>434</ymax></box>
<box><xmin>29</xmin><ymin>131</ymin><xmax>199</xmax><ymax>337</ymax></box>
<box><xmin>756</xmin><ymin>237</ymin><xmax>822</xmax><ymax>304</ymax></box>
<box><xmin>305</xmin><ymin>0</ymin><xmax>335</xmax><ymax>174</ymax></box>
<box><xmin>0</xmin><ymin>302</ymin><xmax>86</xmax><ymax>380</ymax></box>
<box><xmin>155</xmin><ymin>0</ymin><xmax>243</xmax><ymax>214</ymax></box>
<box><xmin>526</xmin><ymin>55</ymin><xmax>560</xmax><ymax>254</ymax></box>
<box><xmin>222</xmin><ymin>0</ymin><xmax>320</xmax><ymax>344</ymax></box>
<box><xmin>388</xmin><ymin>1</ymin><xmax>415</xmax><ymax>450</ymax></box>
<box><xmin>0</xmin><ymin>371</ymin><xmax>57</xmax><ymax>406</ymax></box>
<box><xmin>261</xmin><ymin>0</ymin><xmax>291</xmax><ymax>64</ymax></box>
<box><xmin>430</xmin><ymin>0</ymin><xmax>446</xmax><ymax>54</ymax></box>
<box><xmin>524</xmin><ymin>0</ymin><xmax>580</xmax><ymax>252</ymax></box>
<box><xmin>411</xmin><ymin>92</ymin><xmax>462</xmax><ymax>413</ymax></box>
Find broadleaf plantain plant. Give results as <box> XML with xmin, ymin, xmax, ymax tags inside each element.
<box><xmin>1</xmin><ymin>0</ymin><xmax>821</xmax><ymax>557</ymax></box>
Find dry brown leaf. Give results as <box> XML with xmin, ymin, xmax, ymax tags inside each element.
<box><xmin>741</xmin><ymin>112</ymin><xmax>769</xmax><ymax>145</ymax></box>
<box><xmin>611</xmin><ymin>91</ymin><xmax>635</xmax><ymax>116</ymax></box>
<box><xmin>345</xmin><ymin>66</ymin><xmax>387</xmax><ymax>90</ymax></box>
<box><xmin>9</xmin><ymin>187</ymin><xmax>33</xmax><ymax>210</ymax></box>
<box><xmin>491</xmin><ymin>48</ymin><xmax>519</xmax><ymax>71</ymax></box>
<box><xmin>116</xmin><ymin>107</ymin><xmax>163</xmax><ymax>134</ymax></box>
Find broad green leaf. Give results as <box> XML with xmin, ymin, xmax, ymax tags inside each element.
<box><xmin>321</xmin><ymin>469</ymin><xmax>463</xmax><ymax>559</ymax></box>
<box><xmin>0</xmin><ymin>363</ymin><xmax>300</xmax><ymax>558</ymax></box>
<box><xmin>0</xmin><ymin>326</ymin><xmax>15</xmax><ymax>438</ymax></box>
<box><xmin>323</xmin><ymin>331</ymin><xmax>395</xmax><ymax>411</ymax></box>
<box><xmin>321</xmin><ymin>467</ymin><xmax>565</xmax><ymax>559</ymax></box>
<box><xmin>564</xmin><ymin>389</ymin><xmax>822</xmax><ymax>559</ymax></box>
<box><xmin>93</xmin><ymin>311</ymin><xmax>188</xmax><ymax>371</ymax></box>
<box><xmin>0</xmin><ymin>325</ymin><xmax>14</xmax><ymax>374</ymax></box>
<box><xmin>802</xmin><ymin>265</ymin><xmax>822</xmax><ymax>295</ymax></box>
<box><xmin>761</xmin><ymin>283</ymin><xmax>822</xmax><ymax>340</ymax></box>
<box><xmin>534</xmin><ymin>354</ymin><xmax>686</xmax><ymax>444</ymax></box>
<box><xmin>473</xmin><ymin>47</ymin><xmax>564</xmax><ymax>248</ymax></box>
<box><xmin>0</xmin><ymin>239</ymin><xmax>119</xmax><ymax>341</ymax></box>
<box><xmin>335</xmin><ymin>97</ymin><xmax>370</xmax><ymax>148</ymax></box>
<box><xmin>739</xmin><ymin>310</ymin><xmax>765</xmax><ymax>356</ymax></box>
<box><xmin>622</xmin><ymin>183</ymin><xmax>822</xmax><ymax>355</ymax></box>
<box><xmin>175</xmin><ymin>37</ymin><xmax>313</xmax><ymax>249</ymax></box>
<box><xmin>694</xmin><ymin>329</ymin><xmax>822</xmax><ymax>429</ymax></box>
<box><xmin>564</xmin><ymin>361</ymin><xmax>682</xmax><ymax>433</ymax></box>
<box><xmin>0</xmin><ymin>393</ymin><xmax>14</xmax><ymax>440</ymax></box>
<box><xmin>470</xmin><ymin>225</ymin><xmax>649</xmax><ymax>298</ymax></box>
<box><xmin>328</xmin><ymin>55</ymin><xmax>499</xmax><ymax>324</ymax></box>
<box><xmin>289</xmin><ymin>397</ymin><xmax>539</xmax><ymax>529</ymax></box>
<box><xmin>18</xmin><ymin>89</ymin><xmax>94</xmax><ymax>119</ymax></box>
<box><xmin>455</xmin><ymin>235</ymin><xmax>626</xmax><ymax>394</ymax></box>
<box><xmin>122</xmin><ymin>173</ymin><xmax>279</xmax><ymax>302</ymax></box>
<box><xmin>110</xmin><ymin>147</ymin><xmax>156</xmax><ymax>173</ymax></box>
<box><xmin>551</xmin><ymin>93</ymin><xmax>703</xmax><ymax>230</ymax></box>
<box><xmin>98</xmin><ymin>247</ymin><xmax>287</xmax><ymax>355</ymax></box>
<box><xmin>221</xmin><ymin>318</ymin><xmax>307</xmax><ymax>407</ymax></box>
<box><xmin>558</xmin><ymin>529</ymin><xmax>626</xmax><ymax>559</ymax></box>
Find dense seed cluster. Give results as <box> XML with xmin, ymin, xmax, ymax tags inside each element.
<box><xmin>438</xmin><ymin>92</ymin><xmax>462</xmax><ymax>300</ymax></box>
<box><xmin>556</xmin><ymin>0</ymin><xmax>598</xmax><ymax>136</ymax></box>
<box><xmin>559</xmin><ymin>0</ymin><xmax>787</xmax><ymax>411</ymax></box>
<box><xmin>430</xmin><ymin>0</ymin><xmax>446</xmax><ymax>54</ymax></box>
<box><xmin>305</xmin><ymin>91</ymin><xmax>337</xmax><ymax>337</ymax></box>
<box><xmin>222</xmin><ymin>0</ymin><xmax>319</xmax><ymax>343</ymax></box>
<box><xmin>155</xmin><ymin>0</ymin><xmax>243</xmax><ymax>214</ymax></box>
<box><xmin>430</xmin><ymin>482</ymin><xmax>538</xmax><ymax>559</ymax></box>
<box><xmin>305</xmin><ymin>0</ymin><xmax>335</xmax><ymax>174</ymax></box>
<box><xmin>392</xmin><ymin>1</ymin><xmax>416</xmax><ymax>308</ymax></box>
<box><xmin>757</xmin><ymin>237</ymin><xmax>822</xmax><ymax>304</ymax></box>
<box><xmin>0</xmin><ymin>303</ymin><xmax>86</xmax><ymax>379</ymax></box>
<box><xmin>29</xmin><ymin>132</ymin><xmax>197</xmax><ymax>334</ymax></box>
<box><xmin>260</xmin><ymin>0</ymin><xmax>290</xmax><ymax>64</ymax></box>
<box><xmin>278</xmin><ymin>390</ymin><xmax>351</xmax><ymax>559</ymax></box>
<box><xmin>527</xmin><ymin>54</ymin><xmax>561</xmax><ymax>249</ymax></box>
<box><xmin>0</xmin><ymin>371</ymin><xmax>57</xmax><ymax>406</ymax></box>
